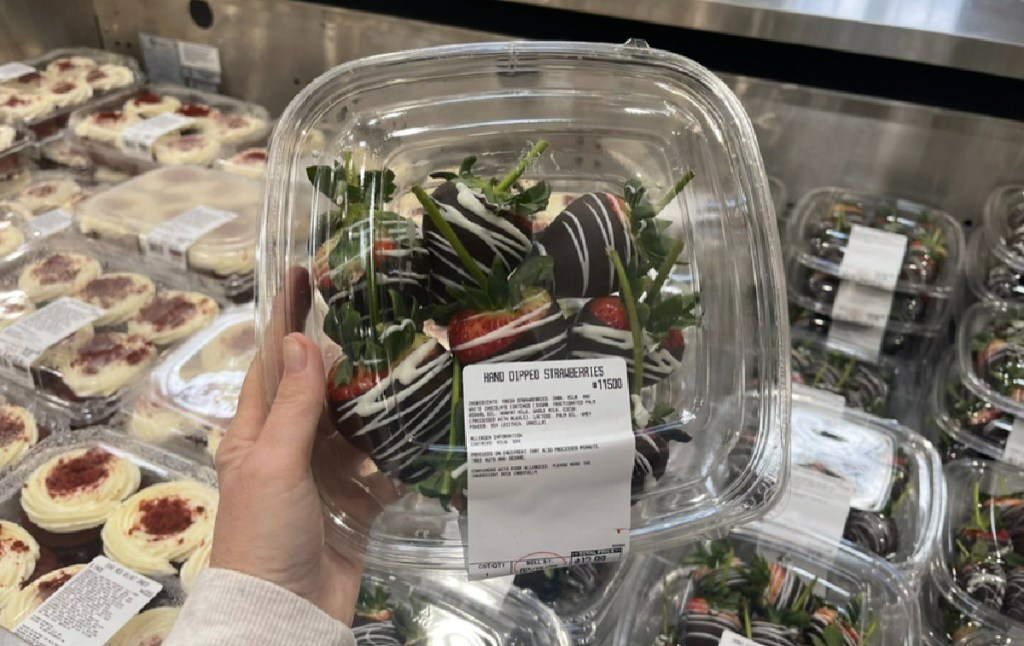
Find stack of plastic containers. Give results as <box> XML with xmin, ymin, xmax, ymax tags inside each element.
<box><xmin>965</xmin><ymin>186</ymin><xmax>1024</xmax><ymax>307</ymax></box>
<box><xmin>784</xmin><ymin>188</ymin><xmax>964</xmax><ymax>421</ymax></box>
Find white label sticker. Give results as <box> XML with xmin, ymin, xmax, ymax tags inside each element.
<box><xmin>0</xmin><ymin>63</ymin><xmax>36</xmax><ymax>83</ymax></box>
<box><xmin>837</xmin><ymin>224</ymin><xmax>908</xmax><ymax>290</ymax></box>
<box><xmin>177</xmin><ymin>42</ymin><xmax>221</xmax><ymax>74</ymax></box>
<box><xmin>463</xmin><ymin>358</ymin><xmax>634</xmax><ymax>580</ymax></box>
<box><xmin>829</xmin><ymin>281</ymin><xmax>895</xmax><ymax>330</ymax></box>
<box><xmin>792</xmin><ymin>382</ymin><xmax>846</xmax><ymax>414</ymax></box>
<box><xmin>118</xmin><ymin>113</ymin><xmax>195</xmax><ymax>160</ymax></box>
<box><xmin>720</xmin><ymin>631</ymin><xmax>760</xmax><ymax>646</ymax></box>
<box><xmin>766</xmin><ymin>465</ymin><xmax>854</xmax><ymax>555</ymax></box>
<box><xmin>826</xmin><ymin>317</ymin><xmax>885</xmax><ymax>364</ymax></box>
<box><xmin>141</xmin><ymin>205</ymin><xmax>237</xmax><ymax>268</ymax></box>
<box><xmin>0</xmin><ymin>298</ymin><xmax>101</xmax><ymax>386</ymax></box>
<box><xmin>13</xmin><ymin>557</ymin><xmax>161</xmax><ymax>646</ymax></box>
<box><xmin>1003</xmin><ymin>418</ymin><xmax>1024</xmax><ymax>467</ymax></box>
<box><xmin>26</xmin><ymin>210</ymin><xmax>73</xmax><ymax>240</ymax></box>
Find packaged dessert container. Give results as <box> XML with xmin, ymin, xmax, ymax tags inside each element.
<box><xmin>0</xmin><ymin>48</ymin><xmax>143</xmax><ymax>139</ymax></box>
<box><xmin>354</xmin><ymin>571</ymin><xmax>571</xmax><ymax>645</ymax></box>
<box><xmin>982</xmin><ymin>185</ymin><xmax>1024</xmax><ymax>275</ymax></box>
<box><xmin>967</xmin><ymin>229</ymin><xmax>1024</xmax><ymax>305</ymax></box>
<box><xmin>789</xmin><ymin>304</ymin><xmax>941</xmax><ymax>363</ymax></box>
<box><xmin>932</xmin><ymin>459</ymin><xmax>1024</xmax><ymax>643</ymax></box>
<box><xmin>789</xmin><ymin>187</ymin><xmax>964</xmax><ymax>297</ymax></box>
<box><xmin>36</xmin><ymin>134</ymin><xmax>93</xmax><ymax>176</ymax></box>
<box><xmin>922</xmin><ymin>562</ymin><xmax>1022</xmax><ymax>645</ymax></box>
<box><xmin>512</xmin><ymin>561</ymin><xmax>627</xmax><ymax>644</ymax></box>
<box><xmin>0</xmin><ymin>235</ymin><xmax>222</xmax><ymax>427</ymax></box>
<box><xmin>0</xmin><ymin>171</ymin><xmax>93</xmax><ymax>270</ymax></box>
<box><xmin>0</xmin><ymin>125</ymin><xmax>34</xmax><ymax>181</ymax></box>
<box><xmin>790</xmin><ymin>335</ymin><xmax>902</xmax><ymax>416</ymax></box>
<box><xmin>783</xmin><ymin>392</ymin><xmax>944</xmax><ymax>582</ymax></box>
<box><xmin>957</xmin><ymin>302</ymin><xmax>1024</xmax><ymax>419</ymax></box>
<box><xmin>932</xmin><ymin>352</ymin><xmax>1017</xmax><ymax>464</ymax></box>
<box><xmin>123</xmin><ymin>305</ymin><xmax>254</xmax><ymax>464</ymax></box>
<box><xmin>68</xmin><ymin>84</ymin><xmax>271</xmax><ymax>176</ymax></box>
<box><xmin>258</xmin><ymin>41</ymin><xmax>789</xmax><ymax>569</ymax></box>
<box><xmin>610</xmin><ymin>527</ymin><xmax>920</xmax><ymax>645</ymax></box>
<box><xmin>0</xmin><ymin>426</ymin><xmax>213</xmax><ymax>616</ymax></box>
<box><xmin>75</xmin><ymin>166</ymin><xmax>262</xmax><ymax>302</ymax></box>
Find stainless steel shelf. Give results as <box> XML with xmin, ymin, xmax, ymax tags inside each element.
<box><xmin>498</xmin><ymin>0</ymin><xmax>1024</xmax><ymax>80</ymax></box>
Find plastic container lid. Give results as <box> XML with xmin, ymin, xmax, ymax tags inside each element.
<box><xmin>610</xmin><ymin>527</ymin><xmax>921</xmax><ymax>645</ymax></box>
<box><xmin>957</xmin><ymin>302</ymin><xmax>1024</xmax><ymax>419</ymax></box>
<box><xmin>788</xmin><ymin>187</ymin><xmax>964</xmax><ymax>297</ymax></box>
<box><xmin>124</xmin><ymin>306</ymin><xmax>254</xmax><ymax>464</ymax></box>
<box><xmin>768</xmin><ymin>175</ymin><xmax>787</xmax><ymax>226</ymax></box>
<box><xmin>76</xmin><ymin>166</ymin><xmax>262</xmax><ymax>301</ymax></box>
<box><xmin>258</xmin><ymin>41</ymin><xmax>789</xmax><ymax>570</ymax></box>
<box><xmin>786</xmin><ymin>392</ymin><xmax>944</xmax><ymax>582</ymax></box>
<box><xmin>932</xmin><ymin>352</ymin><xmax>1016</xmax><ymax>464</ymax></box>
<box><xmin>790</xmin><ymin>336</ymin><xmax>899</xmax><ymax>416</ymax></box>
<box><xmin>922</xmin><ymin>562</ymin><xmax>1021</xmax><ymax>645</ymax></box>
<box><xmin>789</xmin><ymin>304</ymin><xmax>939</xmax><ymax>363</ymax></box>
<box><xmin>982</xmin><ymin>185</ymin><xmax>1024</xmax><ymax>275</ymax></box>
<box><xmin>967</xmin><ymin>228</ymin><xmax>1024</xmax><ymax>305</ymax></box>
<box><xmin>933</xmin><ymin>459</ymin><xmax>1024</xmax><ymax>642</ymax></box>
<box><xmin>0</xmin><ymin>170</ymin><xmax>92</xmax><ymax>271</ymax></box>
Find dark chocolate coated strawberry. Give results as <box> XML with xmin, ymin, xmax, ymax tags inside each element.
<box><xmin>675</xmin><ymin>598</ymin><xmax>741</xmax><ymax>646</ymax></box>
<box><xmin>843</xmin><ymin>509</ymin><xmax>897</xmax><ymax>559</ymax></box>
<box><xmin>1004</xmin><ymin>567</ymin><xmax>1024</xmax><ymax>621</ymax></box>
<box><xmin>806</xmin><ymin>608</ymin><xmax>861</xmax><ymax>646</ymax></box>
<box><xmin>632</xmin><ymin>432</ymin><xmax>669</xmax><ymax>496</ymax></box>
<box><xmin>956</xmin><ymin>560</ymin><xmax>1006</xmax><ymax>610</ymax></box>
<box><xmin>750</xmin><ymin>620</ymin><xmax>800</xmax><ymax>646</ymax></box>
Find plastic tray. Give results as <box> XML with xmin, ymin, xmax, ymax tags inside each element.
<box><xmin>957</xmin><ymin>302</ymin><xmax>1024</xmax><ymax>419</ymax></box>
<box><xmin>982</xmin><ymin>185</ymin><xmax>1024</xmax><ymax>275</ymax></box>
<box><xmin>257</xmin><ymin>41</ymin><xmax>789</xmax><ymax>570</ymax></box>
<box><xmin>0</xmin><ymin>235</ymin><xmax>221</xmax><ymax>427</ymax></box>
<box><xmin>932</xmin><ymin>352</ymin><xmax>1015</xmax><ymax>464</ymax></box>
<box><xmin>610</xmin><ymin>528</ymin><xmax>920</xmax><ymax>645</ymax></box>
<box><xmin>123</xmin><ymin>305</ymin><xmax>254</xmax><ymax>464</ymax></box>
<box><xmin>788</xmin><ymin>304</ymin><xmax>940</xmax><ymax>363</ymax></box>
<box><xmin>68</xmin><ymin>84</ymin><xmax>271</xmax><ymax>176</ymax></box>
<box><xmin>966</xmin><ymin>228</ymin><xmax>1024</xmax><ymax>305</ymax></box>
<box><xmin>76</xmin><ymin>165</ymin><xmax>262</xmax><ymax>303</ymax></box>
<box><xmin>933</xmin><ymin>459</ymin><xmax>1024</xmax><ymax>642</ymax></box>
<box><xmin>787</xmin><ymin>392</ymin><xmax>944</xmax><ymax>582</ymax></box>
<box><xmin>0</xmin><ymin>48</ymin><xmax>144</xmax><ymax>139</ymax></box>
<box><xmin>789</xmin><ymin>187</ymin><xmax>964</xmax><ymax>297</ymax></box>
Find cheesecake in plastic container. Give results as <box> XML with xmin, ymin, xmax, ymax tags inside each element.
<box><xmin>0</xmin><ymin>427</ymin><xmax>210</xmax><ymax>630</ymax></box>
<box><xmin>124</xmin><ymin>305</ymin><xmax>255</xmax><ymax>463</ymax></box>
<box><xmin>76</xmin><ymin>165</ymin><xmax>262</xmax><ymax>302</ymax></box>
<box><xmin>0</xmin><ymin>48</ymin><xmax>143</xmax><ymax>139</ymax></box>
<box><xmin>610</xmin><ymin>527</ymin><xmax>921</xmax><ymax>645</ymax></box>
<box><xmin>0</xmin><ymin>170</ymin><xmax>91</xmax><ymax>270</ymax></box>
<box><xmin>957</xmin><ymin>302</ymin><xmax>1024</xmax><ymax>419</ymax></box>
<box><xmin>257</xmin><ymin>41</ymin><xmax>789</xmax><ymax>570</ymax></box>
<box><xmin>68</xmin><ymin>84</ymin><xmax>271</xmax><ymax>176</ymax></box>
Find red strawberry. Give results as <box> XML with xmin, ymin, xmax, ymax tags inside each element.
<box><xmin>683</xmin><ymin>597</ymin><xmax>711</xmax><ymax>615</ymax></box>
<box><xmin>327</xmin><ymin>364</ymin><xmax>381</xmax><ymax>402</ymax></box>
<box><xmin>584</xmin><ymin>296</ymin><xmax>628</xmax><ymax>330</ymax></box>
<box><xmin>373</xmin><ymin>239</ymin><xmax>397</xmax><ymax>264</ymax></box>
<box><xmin>448</xmin><ymin>289</ymin><xmax>554</xmax><ymax>364</ymax></box>
<box><xmin>660</xmin><ymin>328</ymin><xmax>685</xmax><ymax>358</ymax></box>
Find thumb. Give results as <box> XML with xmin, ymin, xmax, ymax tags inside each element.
<box><xmin>258</xmin><ymin>333</ymin><xmax>326</xmax><ymax>466</ymax></box>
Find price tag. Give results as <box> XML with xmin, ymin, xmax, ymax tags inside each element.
<box><xmin>118</xmin><ymin>114</ymin><xmax>194</xmax><ymax>160</ymax></box>
<box><xmin>0</xmin><ymin>63</ymin><xmax>36</xmax><ymax>83</ymax></box>
<box><xmin>829</xmin><ymin>281</ymin><xmax>895</xmax><ymax>330</ymax></box>
<box><xmin>766</xmin><ymin>465</ymin><xmax>853</xmax><ymax>556</ymax></box>
<box><xmin>26</xmin><ymin>210</ymin><xmax>73</xmax><ymax>240</ymax></box>
<box><xmin>0</xmin><ymin>298</ymin><xmax>101</xmax><ymax>387</ymax></box>
<box><xmin>1003</xmin><ymin>417</ymin><xmax>1024</xmax><ymax>467</ymax></box>
<box><xmin>720</xmin><ymin>631</ymin><xmax>760</xmax><ymax>646</ymax></box>
<box><xmin>826</xmin><ymin>317</ymin><xmax>885</xmax><ymax>364</ymax></box>
<box><xmin>177</xmin><ymin>42</ymin><xmax>220</xmax><ymax>74</ymax></box>
<box><xmin>462</xmin><ymin>358</ymin><xmax>634</xmax><ymax>580</ymax></box>
<box><xmin>13</xmin><ymin>557</ymin><xmax>161</xmax><ymax>645</ymax></box>
<box><xmin>837</xmin><ymin>224</ymin><xmax>908</xmax><ymax>290</ymax></box>
<box><xmin>140</xmin><ymin>205</ymin><xmax>237</xmax><ymax>269</ymax></box>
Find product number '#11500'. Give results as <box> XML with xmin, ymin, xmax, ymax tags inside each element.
<box><xmin>591</xmin><ymin>378</ymin><xmax>624</xmax><ymax>390</ymax></box>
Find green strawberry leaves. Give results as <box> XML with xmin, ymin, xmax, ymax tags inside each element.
<box><xmin>447</xmin><ymin>255</ymin><xmax>555</xmax><ymax>313</ymax></box>
<box><xmin>324</xmin><ymin>290</ymin><xmax>424</xmax><ymax>386</ymax></box>
<box><xmin>428</xmin><ymin>146</ymin><xmax>552</xmax><ymax>217</ymax></box>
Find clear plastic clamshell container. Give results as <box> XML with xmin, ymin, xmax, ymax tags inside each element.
<box><xmin>788</xmin><ymin>304</ymin><xmax>940</xmax><ymax>363</ymax></box>
<box><xmin>957</xmin><ymin>302</ymin><xmax>1024</xmax><ymax>419</ymax></box>
<box><xmin>930</xmin><ymin>459</ymin><xmax>1024</xmax><ymax>643</ymax></box>
<box><xmin>610</xmin><ymin>527</ymin><xmax>920</xmax><ymax>645</ymax></box>
<box><xmin>932</xmin><ymin>352</ymin><xmax>1017</xmax><ymax>464</ymax></box>
<box><xmin>0</xmin><ymin>48</ymin><xmax>144</xmax><ymax>139</ymax></box>
<box><xmin>76</xmin><ymin>166</ymin><xmax>262</xmax><ymax>302</ymax></box>
<box><xmin>68</xmin><ymin>84</ymin><xmax>271</xmax><ymax>176</ymax></box>
<box><xmin>0</xmin><ymin>170</ymin><xmax>92</xmax><ymax>270</ymax></box>
<box><xmin>257</xmin><ymin>41</ymin><xmax>789</xmax><ymax>569</ymax></box>
<box><xmin>124</xmin><ymin>306</ymin><xmax>254</xmax><ymax>464</ymax></box>
<box><xmin>983</xmin><ymin>185</ymin><xmax>1024</xmax><ymax>275</ymax></box>
<box><xmin>967</xmin><ymin>229</ymin><xmax>1024</xmax><ymax>305</ymax></box>
<box><xmin>0</xmin><ymin>234</ymin><xmax>221</xmax><ymax>427</ymax></box>
<box><xmin>353</xmin><ymin>571</ymin><xmax>571</xmax><ymax>645</ymax></box>
<box><xmin>785</xmin><ymin>392</ymin><xmax>944</xmax><ymax>582</ymax></box>
<box><xmin>790</xmin><ymin>335</ymin><xmax>900</xmax><ymax>416</ymax></box>
<box><xmin>788</xmin><ymin>187</ymin><xmax>964</xmax><ymax>298</ymax></box>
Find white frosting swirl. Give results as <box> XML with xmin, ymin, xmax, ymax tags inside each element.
<box><xmin>0</xmin><ymin>521</ymin><xmax>39</xmax><ymax>610</ymax></box>
<box><xmin>102</xmin><ymin>481</ymin><xmax>218</xmax><ymax>576</ymax></box>
<box><xmin>127</xmin><ymin>291</ymin><xmax>219</xmax><ymax>346</ymax></box>
<box><xmin>0</xmin><ymin>404</ymin><xmax>38</xmax><ymax>469</ymax></box>
<box><xmin>44</xmin><ymin>56</ymin><xmax>97</xmax><ymax>78</ymax></box>
<box><xmin>0</xmin><ymin>92</ymin><xmax>53</xmax><ymax>122</ymax></box>
<box><xmin>0</xmin><ymin>564</ymin><xmax>84</xmax><ymax>629</ymax></box>
<box><xmin>213</xmin><ymin>114</ymin><xmax>265</xmax><ymax>144</ymax></box>
<box><xmin>18</xmin><ymin>252</ymin><xmax>102</xmax><ymax>303</ymax></box>
<box><xmin>73</xmin><ymin>110</ymin><xmax>138</xmax><ymax>145</ymax></box>
<box><xmin>179</xmin><ymin>535</ymin><xmax>211</xmax><ymax>593</ymax></box>
<box><xmin>108</xmin><ymin>606</ymin><xmax>180</xmax><ymax>646</ymax></box>
<box><xmin>73</xmin><ymin>272</ymin><xmax>155</xmax><ymax>326</ymax></box>
<box><xmin>17</xmin><ymin>178</ymin><xmax>83</xmax><ymax>214</ymax></box>
<box><xmin>123</xmin><ymin>94</ymin><xmax>181</xmax><ymax>119</ymax></box>
<box><xmin>22</xmin><ymin>448</ymin><xmax>141</xmax><ymax>532</ymax></box>
<box><xmin>44</xmin><ymin>79</ymin><xmax>93</xmax><ymax>109</ymax></box>
<box><xmin>152</xmin><ymin>134</ymin><xmax>221</xmax><ymax>166</ymax></box>
<box><xmin>84</xmin><ymin>64</ymin><xmax>134</xmax><ymax>92</ymax></box>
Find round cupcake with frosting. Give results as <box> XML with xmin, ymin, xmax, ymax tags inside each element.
<box><xmin>179</xmin><ymin>535</ymin><xmax>211</xmax><ymax>593</ymax></box>
<box><xmin>152</xmin><ymin>133</ymin><xmax>220</xmax><ymax>166</ymax></box>
<box><xmin>220</xmin><ymin>147</ymin><xmax>266</xmax><ymax>179</ymax></box>
<box><xmin>127</xmin><ymin>291</ymin><xmax>219</xmax><ymax>346</ymax></box>
<box><xmin>44</xmin><ymin>79</ymin><xmax>92</xmax><ymax>110</ymax></box>
<box><xmin>47</xmin><ymin>332</ymin><xmax>158</xmax><ymax>399</ymax></box>
<box><xmin>73</xmin><ymin>273</ymin><xmax>156</xmax><ymax>326</ymax></box>
<box><xmin>0</xmin><ymin>404</ymin><xmax>39</xmax><ymax>469</ymax></box>
<box><xmin>128</xmin><ymin>393</ymin><xmax>211</xmax><ymax>446</ymax></box>
<box><xmin>123</xmin><ymin>93</ymin><xmax>181</xmax><ymax>119</ymax></box>
<box><xmin>0</xmin><ymin>563</ymin><xmax>83</xmax><ymax>629</ymax></box>
<box><xmin>17</xmin><ymin>177</ymin><xmax>83</xmax><ymax>214</ymax></box>
<box><xmin>102</xmin><ymin>480</ymin><xmax>217</xmax><ymax>577</ymax></box>
<box><xmin>45</xmin><ymin>56</ymin><xmax>97</xmax><ymax>79</ymax></box>
<box><xmin>0</xmin><ymin>92</ymin><xmax>52</xmax><ymax>122</ymax></box>
<box><xmin>83</xmin><ymin>64</ymin><xmax>134</xmax><ymax>92</ymax></box>
<box><xmin>108</xmin><ymin>606</ymin><xmax>180</xmax><ymax>646</ymax></box>
<box><xmin>0</xmin><ymin>521</ymin><xmax>40</xmax><ymax>611</ymax></box>
<box><xmin>21</xmin><ymin>448</ymin><xmax>141</xmax><ymax>549</ymax></box>
<box><xmin>18</xmin><ymin>252</ymin><xmax>102</xmax><ymax>302</ymax></box>
<box><xmin>213</xmin><ymin>114</ymin><xmax>265</xmax><ymax>144</ymax></box>
<box><xmin>73</xmin><ymin>109</ymin><xmax>138</xmax><ymax>145</ymax></box>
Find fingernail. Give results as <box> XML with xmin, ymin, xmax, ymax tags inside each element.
<box><xmin>283</xmin><ymin>335</ymin><xmax>306</xmax><ymax>374</ymax></box>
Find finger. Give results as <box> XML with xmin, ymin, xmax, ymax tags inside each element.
<box><xmin>227</xmin><ymin>357</ymin><xmax>269</xmax><ymax>445</ymax></box>
<box><xmin>258</xmin><ymin>333</ymin><xmax>326</xmax><ymax>464</ymax></box>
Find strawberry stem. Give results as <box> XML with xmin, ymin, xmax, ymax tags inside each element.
<box><xmin>442</xmin><ymin>357</ymin><xmax>462</xmax><ymax>499</ymax></box>
<box><xmin>413</xmin><ymin>185</ymin><xmax>489</xmax><ymax>288</ymax></box>
<box><xmin>973</xmin><ymin>481</ymin><xmax>984</xmax><ymax>530</ymax></box>
<box><xmin>647</xmin><ymin>239</ymin><xmax>685</xmax><ymax>300</ymax></box>
<box><xmin>496</xmin><ymin>140</ymin><xmax>550</xmax><ymax>193</ymax></box>
<box><xmin>654</xmin><ymin>170</ymin><xmax>695</xmax><ymax>216</ymax></box>
<box><xmin>609</xmin><ymin>248</ymin><xmax>645</xmax><ymax>398</ymax></box>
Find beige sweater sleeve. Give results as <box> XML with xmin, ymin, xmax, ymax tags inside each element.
<box><xmin>163</xmin><ymin>568</ymin><xmax>356</xmax><ymax>646</ymax></box>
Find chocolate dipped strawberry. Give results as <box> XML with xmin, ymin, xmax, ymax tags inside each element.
<box><xmin>676</xmin><ymin>597</ymin><xmax>741</xmax><ymax>646</ymax></box>
<box><xmin>421</xmin><ymin>143</ymin><xmax>551</xmax><ymax>304</ymax></box>
<box><xmin>806</xmin><ymin>607</ymin><xmax>863</xmax><ymax>646</ymax></box>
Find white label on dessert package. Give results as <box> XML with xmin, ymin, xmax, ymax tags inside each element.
<box><xmin>25</xmin><ymin>210</ymin><xmax>73</xmax><ymax>240</ymax></box>
<box><xmin>826</xmin><ymin>317</ymin><xmax>885</xmax><ymax>364</ymax></box>
<box><xmin>766</xmin><ymin>465</ymin><xmax>854</xmax><ymax>555</ymax></box>
<box><xmin>118</xmin><ymin>113</ymin><xmax>195</xmax><ymax>160</ymax></box>
<box><xmin>1003</xmin><ymin>417</ymin><xmax>1024</xmax><ymax>467</ymax></box>
<box><xmin>719</xmin><ymin>631</ymin><xmax>760</xmax><ymax>646</ymax></box>
<box><xmin>829</xmin><ymin>280</ymin><xmax>894</xmax><ymax>330</ymax></box>
<box><xmin>837</xmin><ymin>224</ymin><xmax>908</xmax><ymax>290</ymax></box>
<box><xmin>141</xmin><ymin>204</ymin><xmax>237</xmax><ymax>268</ymax></box>
<box><xmin>14</xmin><ymin>557</ymin><xmax>161</xmax><ymax>646</ymax></box>
<box><xmin>463</xmin><ymin>358</ymin><xmax>634</xmax><ymax>580</ymax></box>
<box><xmin>0</xmin><ymin>63</ymin><xmax>36</xmax><ymax>83</ymax></box>
<box><xmin>0</xmin><ymin>298</ymin><xmax>101</xmax><ymax>387</ymax></box>
<box><xmin>177</xmin><ymin>42</ymin><xmax>221</xmax><ymax>74</ymax></box>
